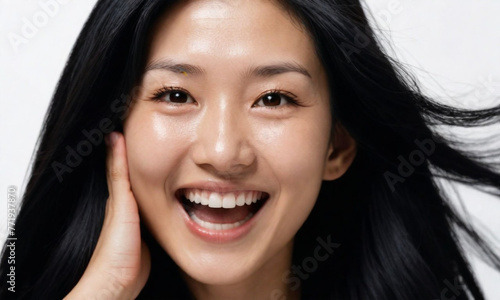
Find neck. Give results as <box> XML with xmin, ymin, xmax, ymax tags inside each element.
<box><xmin>182</xmin><ymin>240</ymin><xmax>301</xmax><ymax>300</ymax></box>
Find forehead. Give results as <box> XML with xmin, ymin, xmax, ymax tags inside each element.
<box><xmin>146</xmin><ymin>0</ymin><xmax>321</xmax><ymax>76</ymax></box>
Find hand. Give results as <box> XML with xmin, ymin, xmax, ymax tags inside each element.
<box><xmin>65</xmin><ymin>132</ymin><xmax>151</xmax><ymax>299</ymax></box>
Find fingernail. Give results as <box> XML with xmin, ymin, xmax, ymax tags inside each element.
<box><xmin>109</xmin><ymin>132</ymin><xmax>119</xmax><ymax>146</ymax></box>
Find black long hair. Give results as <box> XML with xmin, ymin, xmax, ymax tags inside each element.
<box><xmin>1</xmin><ymin>0</ymin><xmax>499</xmax><ymax>299</ymax></box>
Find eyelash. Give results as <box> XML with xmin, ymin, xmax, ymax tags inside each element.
<box><xmin>150</xmin><ymin>86</ymin><xmax>301</xmax><ymax>109</ymax></box>
<box><xmin>151</xmin><ymin>86</ymin><xmax>191</xmax><ymax>105</ymax></box>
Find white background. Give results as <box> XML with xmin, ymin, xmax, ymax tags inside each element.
<box><xmin>1</xmin><ymin>0</ymin><xmax>499</xmax><ymax>298</ymax></box>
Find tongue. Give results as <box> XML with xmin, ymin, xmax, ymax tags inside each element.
<box><xmin>191</xmin><ymin>204</ymin><xmax>253</xmax><ymax>224</ymax></box>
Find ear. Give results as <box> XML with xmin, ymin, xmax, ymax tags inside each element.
<box><xmin>323</xmin><ymin>123</ymin><xmax>357</xmax><ymax>181</ymax></box>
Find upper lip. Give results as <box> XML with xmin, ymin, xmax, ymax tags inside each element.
<box><xmin>175</xmin><ymin>180</ymin><xmax>269</xmax><ymax>196</ymax></box>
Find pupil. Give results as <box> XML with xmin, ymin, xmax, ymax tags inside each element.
<box><xmin>169</xmin><ymin>91</ymin><xmax>187</xmax><ymax>103</ymax></box>
<box><xmin>263</xmin><ymin>94</ymin><xmax>280</xmax><ymax>106</ymax></box>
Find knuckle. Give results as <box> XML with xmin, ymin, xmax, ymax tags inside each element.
<box><xmin>110</xmin><ymin>168</ymin><xmax>123</xmax><ymax>182</ymax></box>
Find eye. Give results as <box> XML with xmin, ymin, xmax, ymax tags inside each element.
<box><xmin>151</xmin><ymin>86</ymin><xmax>195</xmax><ymax>104</ymax></box>
<box><xmin>253</xmin><ymin>90</ymin><xmax>299</xmax><ymax>109</ymax></box>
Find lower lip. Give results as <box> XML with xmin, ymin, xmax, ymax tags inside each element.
<box><xmin>175</xmin><ymin>196</ymin><xmax>265</xmax><ymax>243</ymax></box>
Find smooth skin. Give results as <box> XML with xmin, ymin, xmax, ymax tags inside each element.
<box><xmin>66</xmin><ymin>1</ymin><xmax>356</xmax><ymax>299</ymax></box>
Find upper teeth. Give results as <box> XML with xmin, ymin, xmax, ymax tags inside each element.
<box><xmin>183</xmin><ymin>189</ymin><xmax>264</xmax><ymax>208</ymax></box>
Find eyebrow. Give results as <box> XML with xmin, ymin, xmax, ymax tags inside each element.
<box><xmin>144</xmin><ymin>59</ymin><xmax>312</xmax><ymax>78</ymax></box>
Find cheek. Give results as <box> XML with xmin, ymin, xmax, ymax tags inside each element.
<box><xmin>254</xmin><ymin>115</ymin><xmax>331</xmax><ymax>223</ymax></box>
<box><xmin>124</xmin><ymin>113</ymin><xmax>192</xmax><ymax>190</ymax></box>
<box><xmin>256</xmin><ymin>117</ymin><xmax>330</xmax><ymax>187</ymax></box>
<box><xmin>252</xmin><ymin>116</ymin><xmax>331</xmax><ymax>247</ymax></box>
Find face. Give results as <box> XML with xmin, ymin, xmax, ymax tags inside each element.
<box><xmin>124</xmin><ymin>0</ymin><xmax>340</xmax><ymax>287</ymax></box>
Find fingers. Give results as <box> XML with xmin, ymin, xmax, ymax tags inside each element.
<box><xmin>105</xmin><ymin>131</ymin><xmax>137</xmax><ymax>220</ymax></box>
<box><xmin>106</xmin><ymin>131</ymin><xmax>131</xmax><ymax>195</ymax></box>
<box><xmin>64</xmin><ymin>131</ymin><xmax>149</xmax><ymax>299</ymax></box>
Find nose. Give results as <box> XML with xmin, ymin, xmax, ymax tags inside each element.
<box><xmin>192</xmin><ymin>98</ymin><xmax>256</xmax><ymax>179</ymax></box>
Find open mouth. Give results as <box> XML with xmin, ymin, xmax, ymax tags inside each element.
<box><xmin>175</xmin><ymin>188</ymin><xmax>270</xmax><ymax>231</ymax></box>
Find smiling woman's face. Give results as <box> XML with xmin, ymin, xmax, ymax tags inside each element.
<box><xmin>124</xmin><ymin>0</ymin><xmax>345</xmax><ymax>289</ymax></box>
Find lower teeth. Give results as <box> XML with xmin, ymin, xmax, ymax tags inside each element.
<box><xmin>189</xmin><ymin>212</ymin><xmax>254</xmax><ymax>230</ymax></box>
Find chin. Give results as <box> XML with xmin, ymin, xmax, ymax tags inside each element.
<box><xmin>172</xmin><ymin>247</ymin><xmax>263</xmax><ymax>286</ymax></box>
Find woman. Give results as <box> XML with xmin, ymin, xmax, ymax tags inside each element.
<box><xmin>1</xmin><ymin>0</ymin><xmax>500</xmax><ymax>299</ymax></box>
